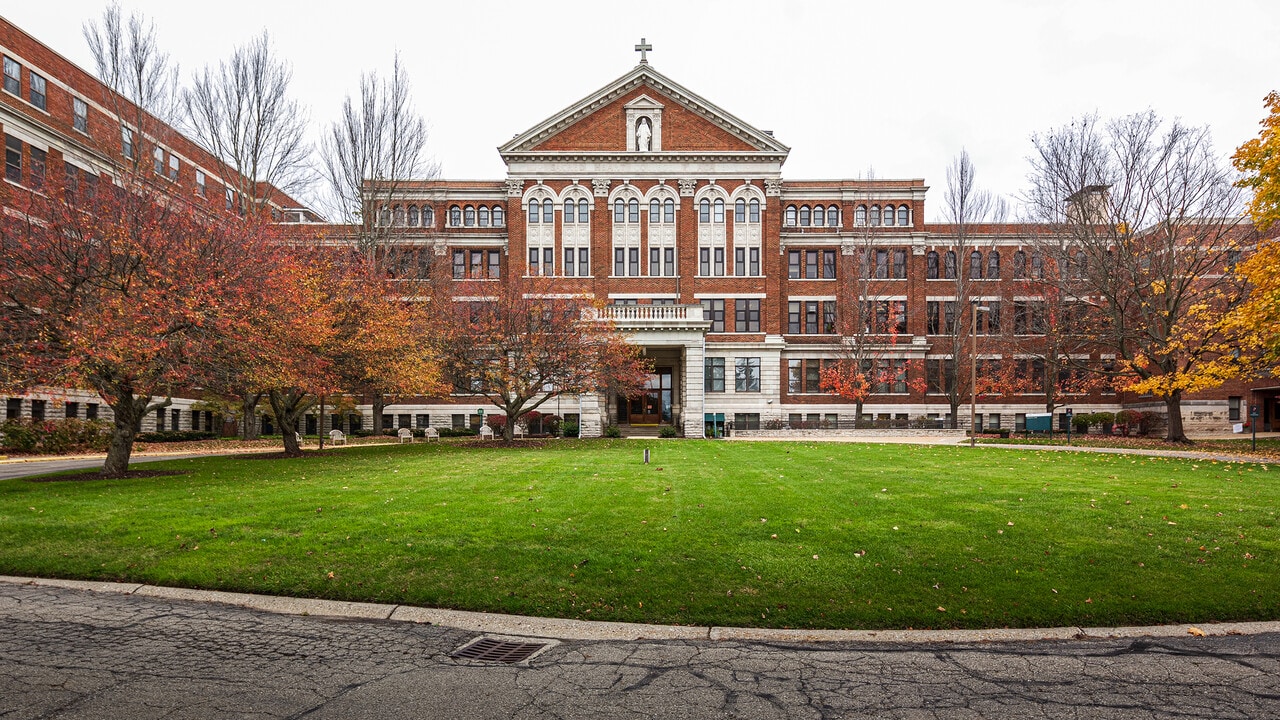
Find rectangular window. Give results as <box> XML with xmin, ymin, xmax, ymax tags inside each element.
<box><xmin>1229</xmin><ymin>396</ymin><xmax>1242</xmax><ymax>422</ymax></box>
<box><xmin>155</xmin><ymin>407</ymin><xmax>166</xmax><ymax>431</ymax></box>
<box><xmin>528</xmin><ymin>248</ymin><xmax>540</xmax><ymax>275</ymax></box>
<box><xmin>713</xmin><ymin>247</ymin><xmax>725</xmax><ymax>276</ymax></box>
<box><xmin>451</xmin><ymin>414</ymin><xmax>465</xmax><ymax>430</ymax></box>
<box><xmin>452</xmin><ymin>250</ymin><xmax>465</xmax><ymax>279</ymax></box>
<box><xmin>788</xmin><ymin>250</ymin><xmax>801</xmax><ymax>279</ymax></box>
<box><xmin>5</xmin><ymin>135</ymin><xmax>21</xmax><ymax>183</ymax></box>
<box><xmin>734</xmin><ymin>299</ymin><xmax>760</xmax><ymax>332</ymax></box>
<box><xmin>5</xmin><ymin>398</ymin><xmax>20</xmax><ymax>420</ymax></box>
<box><xmin>788</xmin><ymin>359</ymin><xmax>831</xmax><ymax>394</ymax></box>
<box><xmin>806</xmin><ymin>250</ymin><xmax>819</xmax><ymax>279</ymax></box>
<box><xmin>65</xmin><ymin>401</ymin><xmax>79</xmax><ymax>419</ymax></box>
<box><xmin>664</xmin><ymin>248</ymin><xmax>675</xmax><ymax>276</ymax></box>
<box><xmin>225</xmin><ymin>187</ymin><xmax>235</xmax><ymax>211</ymax></box>
<box><xmin>29</xmin><ymin>72</ymin><xmax>46</xmax><ymax>110</ymax></box>
<box><xmin>735</xmin><ymin>247</ymin><xmax>745</xmax><ymax>276</ymax></box>
<box><xmin>701</xmin><ymin>299</ymin><xmax>725</xmax><ymax>333</ymax></box>
<box><xmin>579</xmin><ymin>248</ymin><xmax>590</xmax><ymax>276</ymax></box>
<box><xmin>614</xmin><ymin>247</ymin><xmax>625</xmax><ymax>276</ymax></box>
<box><xmin>749</xmin><ymin>247</ymin><xmax>760</xmax><ymax>276</ymax></box>
<box><xmin>196</xmin><ymin>170</ymin><xmax>206</xmax><ymax>196</ymax></box>
<box><xmin>892</xmin><ymin>249</ymin><xmax>907</xmax><ymax>278</ymax></box>
<box><xmin>2</xmin><ymin>57</ymin><xmax>18</xmax><ymax>95</ymax></box>
<box><xmin>822</xmin><ymin>250</ymin><xmax>836</xmax><ymax>279</ymax></box>
<box><xmin>153</xmin><ymin>146</ymin><xmax>164</xmax><ymax>175</ymax></box>
<box><xmin>650</xmin><ymin>247</ymin><xmax>661</xmax><ymax>276</ymax></box>
<box><xmin>74</xmin><ymin>98</ymin><xmax>89</xmax><ymax>134</ymax></box>
<box><xmin>787</xmin><ymin>300</ymin><xmax>836</xmax><ymax>334</ymax></box>
<box><xmin>29</xmin><ymin>146</ymin><xmax>45</xmax><ymax>187</ymax></box>
<box><xmin>704</xmin><ymin>357</ymin><xmax>725</xmax><ymax>392</ymax></box>
<box><xmin>735</xmin><ymin>357</ymin><xmax>761</xmax><ymax>392</ymax></box>
<box><xmin>122</xmin><ymin>127</ymin><xmax>135</xmax><ymax>159</ymax></box>
<box><xmin>487</xmin><ymin>250</ymin><xmax>500</xmax><ymax>279</ymax></box>
<box><xmin>874</xmin><ymin>249</ymin><xmax>888</xmax><ymax>278</ymax></box>
<box><xmin>564</xmin><ymin>248</ymin><xmax>575</xmax><ymax>277</ymax></box>
<box><xmin>733</xmin><ymin>413</ymin><xmax>760</xmax><ymax>431</ymax></box>
<box><xmin>628</xmin><ymin>247</ymin><xmax>640</xmax><ymax>276</ymax></box>
<box><xmin>171</xmin><ymin>409</ymin><xmax>180</xmax><ymax>430</ymax></box>
<box><xmin>86</xmin><ymin>403</ymin><xmax>98</xmax><ymax>420</ymax></box>
<box><xmin>168</xmin><ymin>155</ymin><xmax>179</xmax><ymax>181</ymax></box>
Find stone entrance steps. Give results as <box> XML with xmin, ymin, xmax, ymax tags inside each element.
<box><xmin>619</xmin><ymin>425</ymin><xmax>674</xmax><ymax>438</ymax></box>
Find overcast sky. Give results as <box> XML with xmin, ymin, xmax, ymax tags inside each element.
<box><xmin>7</xmin><ymin>0</ymin><xmax>1279</xmax><ymax>219</ymax></box>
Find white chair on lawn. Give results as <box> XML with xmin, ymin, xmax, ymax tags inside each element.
<box><xmin>397</xmin><ymin>427</ymin><xmax>413</xmax><ymax>443</ymax></box>
<box><xmin>424</xmin><ymin>427</ymin><xmax>440</xmax><ymax>442</ymax></box>
<box><xmin>329</xmin><ymin>429</ymin><xmax>346</xmax><ymax>445</ymax></box>
<box><xmin>479</xmin><ymin>425</ymin><xmax>494</xmax><ymax>441</ymax></box>
<box><xmin>295</xmin><ymin>431</ymin><xmax>304</xmax><ymax>446</ymax></box>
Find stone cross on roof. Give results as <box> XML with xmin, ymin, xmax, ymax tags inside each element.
<box><xmin>634</xmin><ymin>38</ymin><xmax>652</xmax><ymax>64</ymax></box>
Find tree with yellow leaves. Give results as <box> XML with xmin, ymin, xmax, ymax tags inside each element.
<box><xmin>1227</xmin><ymin>92</ymin><xmax>1280</xmax><ymax>370</ymax></box>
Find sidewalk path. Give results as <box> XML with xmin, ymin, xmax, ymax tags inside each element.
<box><xmin>974</xmin><ymin>442</ymin><xmax>1270</xmax><ymax>465</ymax></box>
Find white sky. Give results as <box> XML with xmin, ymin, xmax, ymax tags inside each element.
<box><xmin>7</xmin><ymin>0</ymin><xmax>1279</xmax><ymax>219</ymax></box>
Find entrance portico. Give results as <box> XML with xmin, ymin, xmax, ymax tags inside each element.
<box><xmin>602</xmin><ymin>304</ymin><xmax>710</xmax><ymax>437</ymax></box>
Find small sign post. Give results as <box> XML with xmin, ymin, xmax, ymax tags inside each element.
<box><xmin>1065</xmin><ymin>408</ymin><xmax>1073</xmax><ymax>446</ymax></box>
<box><xmin>1251</xmin><ymin>405</ymin><xmax>1260</xmax><ymax>451</ymax></box>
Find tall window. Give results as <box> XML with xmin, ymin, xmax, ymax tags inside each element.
<box><xmin>29</xmin><ymin>71</ymin><xmax>46</xmax><ymax>110</ymax></box>
<box><xmin>1</xmin><ymin>57</ymin><xmax>18</xmax><ymax>95</ymax></box>
<box><xmin>121</xmin><ymin>127</ymin><xmax>134</xmax><ymax>159</ymax></box>
<box><xmin>563</xmin><ymin>199</ymin><xmax>577</xmax><ymax>223</ymax></box>
<box><xmin>648</xmin><ymin>196</ymin><xmax>676</xmax><ymax>277</ymax></box>
<box><xmin>168</xmin><ymin>155</ymin><xmax>179</xmax><ymax>181</ymax></box>
<box><xmin>73</xmin><ymin>98</ymin><xmax>88</xmax><ymax>134</ymax></box>
<box><xmin>734</xmin><ymin>299</ymin><xmax>761</xmax><ymax>332</ymax></box>
<box><xmin>787</xmin><ymin>249</ymin><xmax>836</xmax><ymax>279</ymax></box>
<box><xmin>29</xmin><ymin>146</ymin><xmax>45</xmax><ymax>187</ymax></box>
<box><xmin>926</xmin><ymin>301</ymin><xmax>957</xmax><ymax>335</ymax></box>
<box><xmin>734</xmin><ymin>198</ymin><xmax>747</xmax><ymax>222</ymax></box>
<box><xmin>451</xmin><ymin>249</ymin><xmax>500</xmax><ymax>279</ymax></box>
<box><xmin>478</xmin><ymin>206</ymin><xmax>490</xmax><ymax>226</ymax></box>
<box><xmin>449</xmin><ymin>205</ymin><xmax>462</xmax><ymax>226</ymax></box>
<box><xmin>701</xmin><ymin>299</ymin><xmax>725</xmax><ymax>333</ymax></box>
<box><xmin>883</xmin><ymin>204</ymin><xmax>895</xmax><ymax>226</ymax></box>
<box><xmin>813</xmin><ymin>205</ymin><xmax>825</xmax><ymax>227</ymax></box>
<box><xmin>750</xmin><ymin>199</ymin><xmax>761</xmax><ymax>223</ymax></box>
<box><xmin>870</xmin><ymin>205</ymin><xmax>881</xmax><ymax>225</ymax></box>
<box><xmin>892</xmin><ymin>249</ymin><xmax>907</xmax><ymax>278</ymax></box>
<box><xmin>926</xmin><ymin>250</ymin><xmax>939</xmax><ymax>279</ymax></box>
<box><xmin>407</xmin><ymin>205</ymin><xmax>419</xmax><ymax>225</ymax></box>
<box><xmin>153</xmin><ymin>146</ymin><xmax>164</xmax><ymax>175</ymax></box>
<box><xmin>492</xmin><ymin>205</ymin><xmax>505</xmax><ymax>226</ymax></box>
<box><xmin>865</xmin><ymin>300</ymin><xmax>907</xmax><ymax>334</ymax></box>
<box><xmin>464</xmin><ymin>206</ymin><xmax>476</xmax><ymax>226</ymax></box>
<box><xmin>697</xmin><ymin>194</ymin><xmax>728</xmax><ymax>276</ymax></box>
<box><xmin>705</xmin><ymin>358</ymin><xmax>725</xmax><ymax>392</ymax></box>
<box><xmin>827</xmin><ymin>204</ymin><xmax>840</xmax><ymax>226</ymax></box>
<box><xmin>799</xmin><ymin>205</ymin><xmax>811</xmax><ymax>226</ymax></box>
<box><xmin>194</xmin><ymin>170</ymin><xmax>206</xmax><ymax>196</ymax></box>
<box><xmin>1012</xmin><ymin>250</ymin><xmax>1026</xmax><ymax>278</ymax></box>
<box><xmin>612</xmin><ymin>196</ymin><xmax>642</xmax><ymax>276</ymax></box>
<box><xmin>735</xmin><ymin>358</ymin><xmax>761</xmax><ymax>392</ymax></box>
<box><xmin>969</xmin><ymin>251</ymin><xmax>983</xmax><ymax>279</ymax></box>
<box><xmin>4</xmin><ymin>135</ymin><xmax>21</xmax><ymax>183</ymax></box>
<box><xmin>785</xmin><ymin>205</ymin><xmax>797</xmax><ymax>227</ymax></box>
<box><xmin>987</xmin><ymin>250</ymin><xmax>1001</xmax><ymax>279</ymax></box>
<box><xmin>855</xmin><ymin>205</ymin><xmax>867</xmax><ymax>226</ymax></box>
<box><xmin>897</xmin><ymin>205</ymin><xmax>909</xmax><ymax>226</ymax></box>
<box><xmin>944</xmin><ymin>250</ymin><xmax>957</xmax><ymax>279</ymax></box>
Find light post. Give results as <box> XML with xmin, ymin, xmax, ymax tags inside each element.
<box><xmin>1065</xmin><ymin>408</ymin><xmax>1073</xmax><ymax>446</ymax></box>
<box><xmin>970</xmin><ymin>303</ymin><xmax>990</xmax><ymax>447</ymax></box>
<box><xmin>1251</xmin><ymin>405</ymin><xmax>1260</xmax><ymax>451</ymax></box>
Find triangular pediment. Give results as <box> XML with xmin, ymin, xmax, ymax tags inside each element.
<box><xmin>498</xmin><ymin>65</ymin><xmax>789</xmax><ymax>159</ymax></box>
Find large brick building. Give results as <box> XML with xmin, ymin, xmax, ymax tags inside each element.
<box><xmin>372</xmin><ymin>57</ymin><xmax>1271</xmax><ymax>438</ymax></box>
<box><xmin>1</xmin><ymin>16</ymin><xmax>1271</xmax><ymax>438</ymax></box>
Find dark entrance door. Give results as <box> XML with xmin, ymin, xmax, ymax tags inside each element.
<box><xmin>622</xmin><ymin>368</ymin><xmax>672</xmax><ymax>425</ymax></box>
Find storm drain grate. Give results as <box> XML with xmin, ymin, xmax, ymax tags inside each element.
<box><xmin>451</xmin><ymin>637</ymin><xmax>548</xmax><ymax>664</ymax></box>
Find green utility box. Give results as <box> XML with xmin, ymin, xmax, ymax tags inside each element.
<box><xmin>704</xmin><ymin>413</ymin><xmax>725</xmax><ymax>438</ymax></box>
<box><xmin>1025</xmin><ymin>413</ymin><xmax>1053</xmax><ymax>433</ymax></box>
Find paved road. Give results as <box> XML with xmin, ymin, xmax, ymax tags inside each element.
<box><xmin>0</xmin><ymin>453</ymin><xmax>229</xmax><ymax>481</ymax></box>
<box><xmin>1</xmin><ymin>583</ymin><xmax>1277</xmax><ymax>719</ymax></box>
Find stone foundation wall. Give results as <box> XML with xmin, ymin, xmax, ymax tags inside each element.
<box><xmin>732</xmin><ymin>428</ymin><xmax>968</xmax><ymax>440</ymax></box>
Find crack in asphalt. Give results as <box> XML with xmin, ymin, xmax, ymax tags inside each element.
<box><xmin>1</xmin><ymin>583</ymin><xmax>1278</xmax><ymax>719</ymax></box>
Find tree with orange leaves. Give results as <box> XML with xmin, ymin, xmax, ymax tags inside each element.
<box><xmin>426</xmin><ymin>272</ymin><xmax>648</xmax><ymax>441</ymax></box>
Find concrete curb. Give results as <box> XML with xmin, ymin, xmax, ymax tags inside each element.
<box><xmin>3</xmin><ymin>574</ymin><xmax>1277</xmax><ymax>644</ymax></box>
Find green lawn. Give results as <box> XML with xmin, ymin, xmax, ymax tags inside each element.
<box><xmin>1</xmin><ymin>440</ymin><xmax>1276</xmax><ymax>630</ymax></box>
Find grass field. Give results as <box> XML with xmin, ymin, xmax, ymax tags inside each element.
<box><xmin>1</xmin><ymin>439</ymin><xmax>1276</xmax><ymax>630</ymax></box>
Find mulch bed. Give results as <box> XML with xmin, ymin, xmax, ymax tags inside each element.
<box><xmin>230</xmin><ymin>450</ymin><xmax>339</xmax><ymax>460</ymax></box>
<box><xmin>25</xmin><ymin>469</ymin><xmax>189</xmax><ymax>482</ymax></box>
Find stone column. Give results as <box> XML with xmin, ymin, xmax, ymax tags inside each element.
<box><xmin>682</xmin><ymin>341</ymin><xmax>705</xmax><ymax>438</ymax></box>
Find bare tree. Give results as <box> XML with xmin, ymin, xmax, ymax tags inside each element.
<box><xmin>183</xmin><ymin>31</ymin><xmax>312</xmax><ymax>210</ymax></box>
<box><xmin>82</xmin><ymin>3</ymin><xmax>180</xmax><ymax>173</ymax></box>
<box><xmin>318</xmin><ymin>54</ymin><xmax>436</xmax><ymax>433</ymax></box>
<box><xmin>933</xmin><ymin>150</ymin><xmax>1008</xmax><ymax>428</ymax></box>
<box><xmin>1023</xmin><ymin>111</ymin><xmax>1246</xmax><ymax>442</ymax></box>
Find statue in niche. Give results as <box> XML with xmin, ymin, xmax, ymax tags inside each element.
<box><xmin>636</xmin><ymin>117</ymin><xmax>652</xmax><ymax>152</ymax></box>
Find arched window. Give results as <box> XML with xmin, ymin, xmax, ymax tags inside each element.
<box><xmin>393</xmin><ymin>205</ymin><xmax>405</xmax><ymax>226</ymax></box>
<box><xmin>785</xmin><ymin>205</ymin><xmax>797</xmax><ymax>226</ymax></box>
<box><xmin>464</xmin><ymin>206</ymin><xmax>476</xmax><ymax>226</ymax></box>
<box><xmin>1012</xmin><ymin>251</ymin><xmax>1026</xmax><ymax>277</ymax></box>
<box><xmin>799</xmin><ymin>205</ymin><xmax>811</xmax><ymax>226</ymax></box>
<box><xmin>423</xmin><ymin>206</ymin><xmax>435</xmax><ymax>227</ymax></box>
<box><xmin>883</xmin><ymin>205</ymin><xmax>895</xmax><ymax>227</ymax></box>
<box><xmin>969</xmin><ymin>251</ymin><xmax>983</xmax><ymax>278</ymax></box>
<box><xmin>542</xmin><ymin>198</ymin><xmax>554</xmax><ymax>223</ymax></box>
<box><xmin>527</xmin><ymin>203</ymin><xmax>539</xmax><ymax>224</ymax></box>
<box><xmin>870</xmin><ymin>205</ymin><xmax>881</xmax><ymax>225</ymax></box>
<box><xmin>814</xmin><ymin>205</ymin><xmax>825</xmax><ymax>227</ymax></box>
<box><xmin>478</xmin><ymin>206</ymin><xmax>490</xmax><ymax>227</ymax></box>
<box><xmin>828</xmin><ymin>205</ymin><xmax>840</xmax><ymax>227</ymax></box>
<box><xmin>713</xmin><ymin>198</ymin><xmax>725</xmax><ymax>223</ymax></box>
<box><xmin>1074</xmin><ymin>250</ymin><xmax>1087</xmax><ymax>279</ymax></box>
<box><xmin>749</xmin><ymin>199</ymin><xmax>761</xmax><ymax>223</ymax></box>
<box><xmin>664</xmin><ymin>199</ymin><xmax>675</xmax><ymax>223</ymax></box>
<box><xmin>926</xmin><ymin>250</ymin><xmax>940</xmax><ymax>279</ymax></box>
<box><xmin>448</xmin><ymin>205</ymin><xmax>460</xmax><ymax>226</ymax></box>
<box><xmin>1030</xmin><ymin>252</ymin><xmax>1044</xmax><ymax>279</ymax></box>
<box><xmin>699</xmin><ymin>198</ymin><xmax>711</xmax><ymax>223</ymax></box>
<box><xmin>492</xmin><ymin>205</ymin><xmax>504</xmax><ymax>226</ymax></box>
<box><xmin>379</xmin><ymin>206</ymin><xmax>392</xmax><ymax>226</ymax></box>
<box><xmin>944</xmin><ymin>250</ymin><xmax>957</xmax><ymax>279</ymax></box>
<box><xmin>628</xmin><ymin>198</ymin><xmax>640</xmax><ymax>223</ymax></box>
<box><xmin>614</xmin><ymin>199</ymin><xmax>626</xmax><ymax>223</ymax></box>
<box><xmin>987</xmin><ymin>250</ymin><xmax>1001</xmax><ymax>279</ymax></box>
<box><xmin>897</xmin><ymin>205</ymin><xmax>909</xmax><ymax>226</ymax></box>
<box><xmin>407</xmin><ymin>205</ymin><xmax>419</xmax><ymax>226</ymax></box>
<box><xmin>651</xmin><ymin>199</ymin><xmax>661</xmax><ymax>219</ymax></box>
<box><xmin>577</xmin><ymin>199</ymin><xmax>588</xmax><ymax>222</ymax></box>
<box><xmin>855</xmin><ymin>205</ymin><xmax>867</xmax><ymax>226</ymax></box>
<box><xmin>564</xmin><ymin>199</ymin><xmax>576</xmax><ymax>223</ymax></box>
<box><xmin>734</xmin><ymin>198</ymin><xmax>746</xmax><ymax>222</ymax></box>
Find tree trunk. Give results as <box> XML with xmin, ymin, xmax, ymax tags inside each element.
<box><xmin>102</xmin><ymin>390</ymin><xmax>163</xmax><ymax>476</ymax></box>
<box><xmin>949</xmin><ymin>399</ymin><xmax>961</xmax><ymax>429</ymax></box>
<box><xmin>371</xmin><ymin>394</ymin><xmax>386</xmax><ymax>434</ymax></box>
<box><xmin>854</xmin><ymin>401</ymin><xmax>863</xmax><ymax>429</ymax></box>
<box><xmin>1165</xmin><ymin>392</ymin><xmax>1188</xmax><ymax>443</ymax></box>
<box><xmin>268</xmin><ymin>388</ymin><xmax>311</xmax><ymax>456</ymax></box>
<box><xmin>240</xmin><ymin>391</ymin><xmax>262</xmax><ymax>440</ymax></box>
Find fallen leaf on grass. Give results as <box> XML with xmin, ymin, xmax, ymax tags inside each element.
<box><xmin>1188</xmin><ymin>627</ymin><xmax>1206</xmax><ymax>637</ymax></box>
